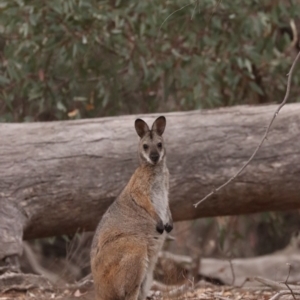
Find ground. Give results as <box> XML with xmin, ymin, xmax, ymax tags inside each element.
<box><xmin>0</xmin><ymin>284</ymin><xmax>277</xmax><ymax>300</ymax></box>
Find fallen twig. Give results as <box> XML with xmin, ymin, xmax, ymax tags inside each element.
<box><xmin>284</xmin><ymin>263</ymin><xmax>296</xmax><ymax>300</ymax></box>
<box><xmin>253</xmin><ymin>276</ymin><xmax>300</xmax><ymax>291</ymax></box>
<box><xmin>215</xmin><ymin>297</ymin><xmax>232</xmax><ymax>300</ymax></box>
<box><xmin>65</xmin><ymin>273</ymin><xmax>93</xmax><ymax>292</ymax></box>
<box><xmin>228</xmin><ymin>259</ymin><xmax>235</xmax><ymax>286</ymax></box>
<box><xmin>194</xmin><ymin>50</ymin><xmax>300</xmax><ymax>207</ymax></box>
<box><xmin>150</xmin><ymin>281</ymin><xmax>190</xmax><ymax>298</ymax></box>
<box><xmin>269</xmin><ymin>290</ymin><xmax>300</xmax><ymax>300</ymax></box>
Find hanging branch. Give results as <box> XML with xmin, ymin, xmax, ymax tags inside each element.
<box><xmin>194</xmin><ymin>51</ymin><xmax>300</xmax><ymax>208</ymax></box>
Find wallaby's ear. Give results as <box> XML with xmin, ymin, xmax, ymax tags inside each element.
<box><xmin>135</xmin><ymin>118</ymin><xmax>150</xmax><ymax>138</ymax></box>
<box><xmin>151</xmin><ymin>116</ymin><xmax>166</xmax><ymax>136</ymax></box>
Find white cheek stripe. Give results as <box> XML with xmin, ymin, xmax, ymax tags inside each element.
<box><xmin>158</xmin><ymin>149</ymin><xmax>164</xmax><ymax>163</ymax></box>
<box><xmin>142</xmin><ymin>152</ymin><xmax>154</xmax><ymax>164</ymax></box>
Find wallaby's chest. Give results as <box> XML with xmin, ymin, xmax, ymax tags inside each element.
<box><xmin>150</xmin><ymin>169</ymin><xmax>169</xmax><ymax>223</ymax></box>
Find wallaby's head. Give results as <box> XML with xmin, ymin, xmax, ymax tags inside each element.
<box><xmin>134</xmin><ymin>116</ymin><xmax>166</xmax><ymax>165</ymax></box>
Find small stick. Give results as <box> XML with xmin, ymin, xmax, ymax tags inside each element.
<box><xmin>253</xmin><ymin>276</ymin><xmax>300</xmax><ymax>291</ymax></box>
<box><xmin>216</xmin><ymin>297</ymin><xmax>231</xmax><ymax>300</ymax></box>
<box><xmin>269</xmin><ymin>290</ymin><xmax>300</xmax><ymax>300</ymax></box>
<box><xmin>284</xmin><ymin>263</ymin><xmax>296</xmax><ymax>300</ymax></box>
<box><xmin>158</xmin><ymin>2</ymin><xmax>196</xmax><ymax>33</ymax></box>
<box><xmin>228</xmin><ymin>259</ymin><xmax>235</xmax><ymax>286</ymax></box>
<box><xmin>194</xmin><ymin>50</ymin><xmax>300</xmax><ymax>208</ymax></box>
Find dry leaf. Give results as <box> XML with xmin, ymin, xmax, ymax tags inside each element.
<box><xmin>68</xmin><ymin>109</ymin><xmax>79</xmax><ymax>118</ymax></box>
<box><xmin>85</xmin><ymin>103</ymin><xmax>94</xmax><ymax>111</ymax></box>
<box><xmin>74</xmin><ymin>289</ymin><xmax>83</xmax><ymax>297</ymax></box>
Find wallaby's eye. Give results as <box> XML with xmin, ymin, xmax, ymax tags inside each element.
<box><xmin>157</xmin><ymin>142</ymin><xmax>162</xmax><ymax>148</ymax></box>
<box><xmin>143</xmin><ymin>144</ymin><xmax>149</xmax><ymax>150</ymax></box>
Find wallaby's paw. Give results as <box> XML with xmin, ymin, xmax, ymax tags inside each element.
<box><xmin>164</xmin><ymin>223</ymin><xmax>173</xmax><ymax>233</ymax></box>
<box><xmin>156</xmin><ymin>220</ymin><xmax>165</xmax><ymax>234</ymax></box>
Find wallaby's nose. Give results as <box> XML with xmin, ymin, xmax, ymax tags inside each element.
<box><xmin>150</xmin><ymin>152</ymin><xmax>159</xmax><ymax>163</ymax></box>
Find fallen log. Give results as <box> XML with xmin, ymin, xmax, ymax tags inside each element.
<box><xmin>1</xmin><ymin>104</ymin><xmax>300</xmax><ymax>259</ymax></box>
<box><xmin>200</xmin><ymin>249</ymin><xmax>300</xmax><ymax>287</ymax></box>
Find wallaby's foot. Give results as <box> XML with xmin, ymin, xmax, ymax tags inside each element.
<box><xmin>156</xmin><ymin>219</ymin><xmax>164</xmax><ymax>234</ymax></box>
<box><xmin>164</xmin><ymin>223</ymin><xmax>173</xmax><ymax>233</ymax></box>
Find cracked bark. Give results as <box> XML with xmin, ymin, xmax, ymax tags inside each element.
<box><xmin>0</xmin><ymin>104</ymin><xmax>300</xmax><ymax>260</ymax></box>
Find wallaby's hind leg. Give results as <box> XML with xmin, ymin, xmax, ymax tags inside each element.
<box><xmin>92</xmin><ymin>238</ymin><xmax>148</xmax><ymax>300</ymax></box>
<box><xmin>122</xmin><ymin>256</ymin><xmax>148</xmax><ymax>300</ymax></box>
<box><xmin>119</xmin><ymin>248</ymin><xmax>148</xmax><ymax>300</ymax></box>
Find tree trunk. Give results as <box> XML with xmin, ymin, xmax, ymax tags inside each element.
<box><xmin>1</xmin><ymin>104</ymin><xmax>300</xmax><ymax>259</ymax></box>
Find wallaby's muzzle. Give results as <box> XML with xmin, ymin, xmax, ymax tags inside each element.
<box><xmin>150</xmin><ymin>152</ymin><xmax>159</xmax><ymax>163</ymax></box>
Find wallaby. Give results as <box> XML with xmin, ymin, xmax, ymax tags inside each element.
<box><xmin>90</xmin><ymin>116</ymin><xmax>173</xmax><ymax>300</ymax></box>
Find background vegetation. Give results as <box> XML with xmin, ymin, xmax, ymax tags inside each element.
<box><xmin>0</xmin><ymin>0</ymin><xmax>300</xmax><ymax>122</ymax></box>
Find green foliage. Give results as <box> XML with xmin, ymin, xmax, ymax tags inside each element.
<box><xmin>0</xmin><ymin>0</ymin><xmax>300</xmax><ymax>122</ymax></box>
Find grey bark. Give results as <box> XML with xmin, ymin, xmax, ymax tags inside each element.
<box><xmin>0</xmin><ymin>104</ymin><xmax>300</xmax><ymax>260</ymax></box>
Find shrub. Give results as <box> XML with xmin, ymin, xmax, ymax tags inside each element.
<box><xmin>0</xmin><ymin>0</ymin><xmax>299</xmax><ymax>122</ymax></box>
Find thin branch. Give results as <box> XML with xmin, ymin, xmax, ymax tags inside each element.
<box><xmin>191</xmin><ymin>1</ymin><xmax>198</xmax><ymax>20</ymax></box>
<box><xmin>228</xmin><ymin>259</ymin><xmax>235</xmax><ymax>286</ymax></box>
<box><xmin>216</xmin><ymin>297</ymin><xmax>231</xmax><ymax>300</ymax></box>
<box><xmin>158</xmin><ymin>2</ymin><xmax>196</xmax><ymax>33</ymax></box>
<box><xmin>194</xmin><ymin>50</ymin><xmax>300</xmax><ymax>208</ymax></box>
<box><xmin>253</xmin><ymin>276</ymin><xmax>300</xmax><ymax>291</ymax></box>
<box><xmin>284</xmin><ymin>263</ymin><xmax>296</xmax><ymax>300</ymax></box>
<box><xmin>288</xmin><ymin>19</ymin><xmax>298</xmax><ymax>51</ymax></box>
<box><xmin>252</xmin><ymin>277</ymin><xmax>284</xmax><ymax>290</ymax></box>
<box><xmin>208</xmin><ymin>0</ymin><xmax>223</xmax><ymax>23</ymax></box>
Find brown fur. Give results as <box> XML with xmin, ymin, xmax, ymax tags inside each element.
<box><xmin>91</xmin><ymin>116</ymin><xmax>172</xmax><ymax>300</ymax></box>
<box><xmin>126</xmin><ymin>166</ymin><xmax>162</xmax><ymax>223</ymax></box>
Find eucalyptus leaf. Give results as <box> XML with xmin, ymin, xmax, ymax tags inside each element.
<box><xmin>0</xmin><ymin>0</ymin><xmax>299</xmax><ymax>122</ymax></box>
